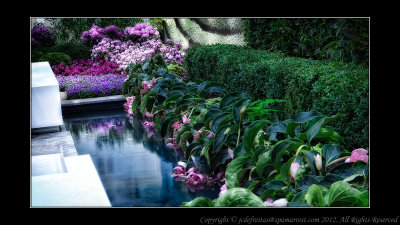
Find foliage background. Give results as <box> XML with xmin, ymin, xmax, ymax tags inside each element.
<box><xmin>45</xmin><ymin>18</ymin><xmax>144</xmax><ymax>43</ymax></box>
<box><xmin>185</xmin><ymin>44</ymin><xmax>369</xmax><ymax>150</ymax></box>
<box><xmin>242</xmin><ymin>18</ymin><xmax>369</xmax><ymax>66</ymax></box>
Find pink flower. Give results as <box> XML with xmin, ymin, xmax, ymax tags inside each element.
<box><xmin>182</xmin><ymin>114</ymin><xmax>191</xmax><ymax>124</ymax></box>
<box><xmin>172</xmin><ymin>120</ymin><xmax>183</xmax><ymax>131</ymax></box>
<box><xmin>186</xmin><ymin>167</ymin><xmax>208</xmax><ymax>189</ymax></box>
<box><xmin>143</xmin><ymin>121</ymin><xmax>154</xmax><ymax>128</ymax></box>
<box><xmin>315</xmin><ymin>154</ymin><xmax>322</xmax><ymax>170</ymax></box>
<box><xmin>144</xmin><ymin>112</ymin><xmax>154</xmax><ymax>119</ymax></box>
<box><xmin>165</xmin><ymin>138</ymin><xmax>175</xmax><ymax>143</ymax></box>
<box><xmin>264</xmin><ymin>198</ymin><xmax>274</xmax><ymax>206</ymax></box>
<box><xmin>193</xmin><ymin>130</ymin><xmax>201</xmax><ymax>142</ymax></box>
<box><xmin>228</xmin><ymin>147</ymin><xmax>234</xmax><ymax>159</ymax></box>
<box><xmin>166</xmin><ymin>143</ymin><xmax>179</xmax><ymax>149</ymax></box>
<box><xmin>264</xmin><ymin>198</ymin><xmax>288</xmax><ymax>207</ymax></box>
<box><xmin>219</xmin><ymin>184</ymin><xmax>227</xmax><ymax>196</ymax></box>
<box><xmin>345</xmin><ymin>148</ymin><xmax>368</xmax><ymax>163</ymax></box>
<box><xmin>290</xmin><ymin>161</ymin><xmax>300</xmax><ymax>183</ymax></box>
<box><xmin>207</xmin><ymin>133</ymin><xmax>214</xmax><ymax>139</ymax></box>
<box><xmin>172</xmin><ymin>161</ymin><xmax>187</xmax><ymax>181</ymax></box>
<box><xmin>151</xmin><ymin>77</ymin><xmax>156</xmax><ymax>85</ymax></box>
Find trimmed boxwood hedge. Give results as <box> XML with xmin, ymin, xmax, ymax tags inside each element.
<box><xmin>39</xmin><ymin>52</ymin><xmax>72</xmax><ymax>66</ymax></box>
<box><xmin>185</xmin><ymin>44</ymin><xmax>368</xmax><ymax>150</ymax></box>
<box><xmin>50</xmin><ymin>42</ymin><xmax>91</xmax><ymax>60</ymax></box>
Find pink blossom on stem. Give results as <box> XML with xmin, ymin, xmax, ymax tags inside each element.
<box><xmin>345</xmin><ymin>148</ymin><xmax>368</xmax><ymax>163</ymax></box>
<box><xmin>219</xmin><ymin>184</ymin><xmax>227</xmax><ymax>196</ymax></box>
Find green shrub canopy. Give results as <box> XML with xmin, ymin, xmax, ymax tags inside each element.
<box><xmin>50</xmin><ymin>42</ymin><xmax>91</xmax><ymax>60</ymax></box>
<box><xmin>185</xmin><ymin>44</ymin><xmax>368</xmax><ymax>150</ymax></box>
<box><xmin>39</xmin><ymin>52</ymin><xmax>72</xmax><ymax>66</ymax></box>
<box><xmin>242</xmin><ymin>18</ymin><xmax>369</xmax><ymax>66</ymax></box>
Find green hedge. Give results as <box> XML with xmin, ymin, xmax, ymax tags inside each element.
<box><xmin>39</xmin><ymin>52</ymin><xmax>72</xmax><ymax>66</ymax></box>
<box><xmin>185</xmin><ymin>44</ymin><xmax>369</xmax><ymax>150</ymax></box>
<box><xmin>31</xmin><ymin>46</ymin><xmax>52</xmax><ymax>62</ymax></box>
<box><xmin>50</xmin><ymin>42</ymin><xmax>91</xmax><ymax>60</ymax></box>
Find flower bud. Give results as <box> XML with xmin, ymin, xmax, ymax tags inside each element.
<box><xmin>315</xmin><ymin>154</ymin><xmax>322</xmax><ymax>171</ymax></box>
<box><xmin>240</xmin><ymin>106</ymin><xmax>247</xmax><ymax>114</ymax></box>
<box><xmin>290</xmin><ymin>161</ymin><xmax>300</xmax><ymax>178</ymax></box>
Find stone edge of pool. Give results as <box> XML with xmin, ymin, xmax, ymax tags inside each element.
<box><xmin>61</xmin><ymin>93</ymin><xmax>126</xmax><ymax>114</ymax></box>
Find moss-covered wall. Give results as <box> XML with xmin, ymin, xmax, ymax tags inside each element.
<box><xmin>164</xmin><ymin>18</ymin><xmax>245</xmax><ymax>47</ymax></box>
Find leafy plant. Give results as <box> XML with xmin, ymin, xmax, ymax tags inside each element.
<box><xmin>39</xmin><ymin>52</ymin><xmax>72</xmax><ymax>66</ymax></box>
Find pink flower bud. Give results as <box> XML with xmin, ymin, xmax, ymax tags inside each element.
<box><xmin>290</xmin><ymin>161</ymin><xmax>300</xmax><ymax>178</ymax></box>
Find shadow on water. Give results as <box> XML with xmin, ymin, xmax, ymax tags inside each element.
<box><xmin>63</xmin><ymin>108</ymin><xmax>219</xmax><ymax>207</ymax></box>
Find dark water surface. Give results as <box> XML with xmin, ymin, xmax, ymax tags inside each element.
<box><xmin>63</xmin><ymin>108</ymin><xmax>219</xmax><ymax>207</ymax></box>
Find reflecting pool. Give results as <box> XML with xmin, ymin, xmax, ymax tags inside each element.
<box><xmin>63</xmin><ymin>108</ymin><xmax>219</xmax><ymax>207</ymax></box>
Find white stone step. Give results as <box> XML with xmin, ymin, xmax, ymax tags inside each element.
<box><xmin>32</xmin><ymin>154</ymin><xmax>111</xmax><ymax>207</ymax></box>
<box><xmin>31</xmin><ymin>153</ymin><xmax>67</xmax><ymax>176</ymax></box>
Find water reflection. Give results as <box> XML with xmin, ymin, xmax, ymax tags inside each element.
<box><xmin>63</xmin><ymin>108</ymin><xmax>219</xmax><ymax>207</ymax></box>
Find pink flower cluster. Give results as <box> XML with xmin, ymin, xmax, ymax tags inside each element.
<box><xmin>91</xmin><ymin>37</ymin><xmax>187</xmax><ymax>71</ymax></box>
<box><xmin>90</xmin><ymin>38</ymin><xmax>124</xmax><ymax>62</ymax></box>
<box><xmin>159</xmin><ymin>39</ymin><xmax>186</xmax><ymax>66</ymax></box>
<box><xmin>124</xmin><ymin>96</ymin><xmax>135</xmax><ymax>116</ymax></box>
<box><xmin>345</xmin><ymin>148</ymin><xmax>368</xmax><ymax>163</ymax></box>
<box><xmin>123</xmin><ymin>23</ymin><xmax>160</xmax><ymax>41</ymax></box>
<box><xmin>140</xmin><ymin>77</ymin><xmax>156</xmax><ymax>95</ymax></box>
<box><xmin>172</xmin><ymin>161</ymin><xmax>226</xmax><ymax>192</ymax></box>
<box><xmin>51</xmin><ymin>59</ymin><xmax>122</xmax><ymax>76</ymax></box>
<box><xmin>264</xmin><ymin>198</ymin><xmax>288</xmax><ymax>207</ymax></box>
<box><xmin>171</xmin><ymin>162</ymin><xmax>210</xmax><ymax>192</ymax></box>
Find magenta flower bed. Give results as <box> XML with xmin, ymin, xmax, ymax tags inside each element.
<box><xmin>51</xmin><ymin>59</ymin><xmax>122</xmax><ymax>76</ymax></box>
<box><xmin>56</xmin><ymin>74</ymin><xmax>126</xmax><ymax>99</ymax></box>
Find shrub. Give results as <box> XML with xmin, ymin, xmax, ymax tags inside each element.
<box><xmin>46</xmin><ymin>18</ymin><xmax>143</xmax><ymax>43</ymax></box>
<box><xmin>31</xmin><ymin>24</ymin><xmax>55</xmax><ymax>48</ymax></box>
<box><xmin>31</xmin><ymin>46</ymin><xmax>52</xmax><ymax>62</ymax></box>
<box><xmin>50</xmin><ymin>42</ymin><xmax>91</xmax><ymax>60</ymax></box>
<box><xmin>185</xmin><ymin>44</ymin><xmax>369</xmax><ymax>149</ymax></box>
<box><xmin>39</xmin><ymin>52</ymin><xmax>72</xmax><ymax>66</ymax></box>
<box><xmin>242</xmin><ymin>18</ymin><xmax>369</xmax><ymax>66</ymax></box>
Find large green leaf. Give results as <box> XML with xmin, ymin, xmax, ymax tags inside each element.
<box><xmin>258</xmin><ymin>180</ymin><xmax>287</xmax><ymax>200</ymax></box>
<box><xmin>305</xmin><ymin>115</ymin><xmax>326</xmax><ymax>145</ymax></box>
<box><xmin>213</xmin><ymin>124</ymin><xmax>231</xmax><ymax>152</ymax></box>
<box><xmin>297</xmin><ymin>175</ymin><xmax>323</xmax><ymax>191</ymax></box>
<box><xmin>215</xmin><ymin>188</ymin><xmax>266</xmax><ymax>207</ymax></box>
<box><xmin>294</xmin><ymin>111</ymin><xmax>322</xmax><ymax>123</ymax></box>
<box><xmin>305</xmin><ymin>184</ymin><xmax>327</xmax><ymax>207</ymax></box>
<box><xmin>211</xmin><ymin>113</ymin><xmax>230</xmax><ymax>134</ymax></box>
<box><xmin>256</xmin><ymin>150</ymin><xmax>273</xmax><ymax>178</ymax></box>
<box><xmin>201</xmin><ymin>140</ymin><xmax>213</xmax><ymax>166</ymax></box>
<box><xmin>243</xmin><ymin>120</ymin><xmax>270</xmax><ymax>154</ymax></box>
<box><xmin>225</xmin><ymin>153</ymin><xmax>251</xmax><ymax>189</ymax></box>
<box><xmin>303</xmin><ymin>150</ymin><xmax>319</xmax><ymax>175</ymax></box>
<box><xmin>219</xmin><ymin>92</ymin><xmax>250</xmax><ymax>109</ymax></box>
<box><xmin>271</xmin><ymin>139</ymin><xmax>304</xmax><ymax>172</ymax></box>
<box><xmin>325</xmin><ymin>181</ymin><xmax>362</xmax><ymax>207</ymax></box>
<box><xmin>305</xmin><ymin>113</ymin><xmax>344</xmax><ymax>145</ymax></box>
<box><xmin>315</xmin><ymin>128</ymin><xmax>344</xmax><ymax>143</ymax></box>
<box><xmin>183</xmin><ymin>197</ymin><xmax>214</xmax><ymax>207</ymax></box>
<box><xmin>232</xmin><ymin>99</ymin><xmax>251</xmax><ymax>124</ymax></box>
<box><xmin>321</xmin><ymin>144</ymin><xmax>344</xmax><ymax>166</ymax></box>
<box><xmin>160</xmin><ymin>112</ymin><xmax>179</xmax><ymax>137</ymax></box>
